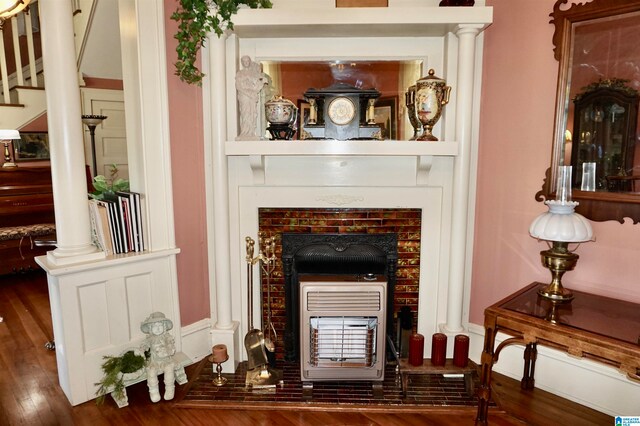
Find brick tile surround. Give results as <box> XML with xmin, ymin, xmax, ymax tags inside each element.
<box><xmin>258</xmin><ymin>208</ymin><xmax>421</xmax><ymax>359</ymax></box>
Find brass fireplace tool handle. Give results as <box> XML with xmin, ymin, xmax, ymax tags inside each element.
<box><xmin>258</xmin><ymin>232</ymin><xmax>278</xmax><ymax>351</ymax></box>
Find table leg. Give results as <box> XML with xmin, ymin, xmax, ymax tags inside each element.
<box><xmin>475</xmin><ymin>314</ymin><xmax>498</xmax><ymax>425</ymax></box>
<box><xmin>521</xmin><ymin>342</ymin><xmax>537</xmax><ymax>390</ymax></box>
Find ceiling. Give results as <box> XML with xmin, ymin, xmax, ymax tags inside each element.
<box><xmin>78</xmin><ymin>0</ymin><xmax>122</xmax><ymax>80</ymax></box>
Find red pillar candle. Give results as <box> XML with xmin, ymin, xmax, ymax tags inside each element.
<box><xmin>430</xmin><ymin>333</ymin><xmax>447</xmax><ymax>366</ymax></box>
<box><xmin>408</xmin><ymin>333</ymin><xmax>424</xmax><ymax>366</ymax></box>
<box><xmin>453</xmin><ymin>334</ymin><xmax>470</xmax><ymax>367</ymax></box>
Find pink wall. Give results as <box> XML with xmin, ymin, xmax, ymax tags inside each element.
<box><xmin>162</xmin><ymin>0</ymin><xmax>640</xmax><ymax>327</ymax></box>
<box><xmin>164</xmin><ymin>0</ymin><xmax>210</xmax><ymax>326</ymax></box>
<box><xmin>470</xmin><ymin>0</ymin><xmax>640</xmax><ymax>324</ymax></box>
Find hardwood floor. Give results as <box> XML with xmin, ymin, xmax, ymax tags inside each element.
<box><xmin>0</xmin><ymin>270</ymin><xmax>613</xmax><ymax>425</ymax></box>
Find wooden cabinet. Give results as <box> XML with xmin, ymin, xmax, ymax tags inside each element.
<box><xmin>572</xmin><ymin>84</ymin><xmax>639</xmax><ymax>191</ymax></box>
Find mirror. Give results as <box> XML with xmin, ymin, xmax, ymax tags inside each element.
<box><xmin>259</xmin><ymin>60</ymin><xmax>423</xmax><ymax>141</ymax></box>
<box><xmin>539</xmin><ymin>0</ymin><xmax>640</xmax><ymax>223</ymax></box>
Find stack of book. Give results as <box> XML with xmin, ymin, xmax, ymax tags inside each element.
<box><xmin>88</xmin><ymin>191</ymin><xmax>145</xmax><ymax>255</ymax></box>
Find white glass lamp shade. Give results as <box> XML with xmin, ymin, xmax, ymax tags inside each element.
<box><xmin>0</xmin><ymin>0</ymin><xmax>30</xmax><ymax>18</ymax></box>
<box><xmin>0</xmin><ymin>129</ymin><xmax>20</xmax><ymax>140</ymax></box>
<box><xmin>529</xmin><ymin>200</ymin><xmax>594</xmax><ymax>243</ymax></box>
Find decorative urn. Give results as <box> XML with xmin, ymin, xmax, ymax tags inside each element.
<box><xmin>415</xmin><ymin>69</ymin><xmax>451</xmax><ymax>141</ymax></box>
<box><xmin>405</xmin><ymin>85</ymin><xmax>423</xmax><ymax>140</ymax></box>
<box><xmin>265</xmin><ymin>95</ymin><xmax>298</xmax><ymax>140</ymax></box>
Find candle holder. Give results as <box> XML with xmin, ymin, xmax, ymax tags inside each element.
<box><xmin>211</xmin><ymin>355</ymin><xmax>229</xmax><ymax>386</ymax></box>
<box><xmin>209</xmin><ymin>344</ymin><xmax>230</xmax><ymax>386</ymax></box>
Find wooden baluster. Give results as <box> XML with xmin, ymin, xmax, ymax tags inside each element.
<box><xmin>0</xmin><ymin>24</ymin><xmax>10</xmax><ymax>103</ymax></box>
<box><xmin>10</xmin><ymin>15</ymin><xmax>24</xmax><ymax>86</ymax></box>
<box><xmin>24</xmin><ymin>9</ymin><xmax>37</xmax><ymax>87</ymax></box>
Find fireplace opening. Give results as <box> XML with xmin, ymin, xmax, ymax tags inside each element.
<box><xmin>282</xmin><ymin>233</ymin><xmax>397</xmax><ymax>361</ymax></box>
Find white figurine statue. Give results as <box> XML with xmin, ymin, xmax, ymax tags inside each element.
<box><xmin>236</xmin><ymin>55</ymin><xmax>268</xmax><ymax>140</ymax></box>
<box><xmin>140</xmin><ymin>312</ymin><xmax>187</xmax><ymax>403</ymax></box>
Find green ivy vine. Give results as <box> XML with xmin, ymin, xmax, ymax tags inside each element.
<box><xmin>171</xmin><ymin>0</ymin><xmax>273</xmax><ymax>86</ymax></box>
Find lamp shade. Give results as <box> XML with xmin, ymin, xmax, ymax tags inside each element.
<box><xmin>0</xmin><ymin>0</ymin><xmax>30</xmax><ymax>19</ymax></box>
<box><xmin>0</xmin><ymin>129</ymin><xmax>20</xmax><ymax>140</ymax></box>
<box><xmin>529</xmin><ymin>200</ymin><xmax>594</xmax><ymax>243</ymax></box>
<box><xmin>81</xmin><ymin>115</ymin><xmax>107</xmax><ymax>127</ymax></box>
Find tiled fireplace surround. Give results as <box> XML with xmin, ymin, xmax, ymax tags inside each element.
<box><xmin>258</xmin><ymin>207</ymin><xmax>422</xmax><ymax>360</ymax></box>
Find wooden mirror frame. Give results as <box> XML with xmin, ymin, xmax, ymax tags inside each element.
<box><xmin>537</xmin><ymin>0</ymin><xmax>640</xmax><ymax>224</ymax></box>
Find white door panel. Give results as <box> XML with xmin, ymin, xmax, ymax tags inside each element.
<box><xmin>81</xmin><ymin>89</ymin><xmax>127</xmax><ymax>179</ymax></box>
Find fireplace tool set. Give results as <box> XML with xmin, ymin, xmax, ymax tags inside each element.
<box><xmin>244</xmin><ymin>233</ymin><xmax>283</xmax><ymax>389</ymax></box>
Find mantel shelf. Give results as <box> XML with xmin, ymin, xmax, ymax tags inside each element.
<box><xmin>225</xmin><ymin>140</ymin><xmax>458</xmax><ymax>157</ymax></box>
<box><xmin>233</xmin><ymin>6</ymin><xmax>493</xmax><ymax>38</ymax></box>
<box><xmin>225</xmin><ymin>140</ymin><xmax>457</xmax><ymax>184</ymax></box>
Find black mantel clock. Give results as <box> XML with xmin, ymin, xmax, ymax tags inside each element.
<box><xmin>302</xmin><ymin>83</ymin><xmax>382</xmax><ymax>140</ymax></box>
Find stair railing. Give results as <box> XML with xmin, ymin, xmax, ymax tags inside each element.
<box><xmin>0</xmin><ymin>2</ymin><xmax>42</xmax><ymax>104</ymax></box>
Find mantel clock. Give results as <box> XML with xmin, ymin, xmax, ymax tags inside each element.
<box><xmin>302</xmin><ymin>83</ymin><xmax>382</xmax><ymax>140</ymax></box>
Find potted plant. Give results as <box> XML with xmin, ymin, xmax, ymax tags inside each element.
<box><xmin>89</xmin><ymin>164</ymin><xmax>129</xmax><ymax>201</ymax></box>
<box><xmin>171</xmin><ymin>0</ymin><xmax>272</xmax><ymax>85</ymax></box>
<box><xmin>95</xmin><ymin>349</ymin><xmax>146</xmax><ymax>405</ymax></box>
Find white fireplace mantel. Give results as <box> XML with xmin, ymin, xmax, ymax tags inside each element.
<box><xmin>204</xmin><ymin>1</ymin><xmax>493</xmax><ymax>371</ymax></box>
<box><xmin>231</xmin><ymin>4</ymin><xmax>492</xmax><ymax>38</ymax></box>
<box><xmin>225</xmin><ymin>140</ymin><xmax>459</xmax><ymax>184</ymax></box>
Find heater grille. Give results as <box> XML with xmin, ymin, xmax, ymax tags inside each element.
<box><xmin>309</xmin><ymin>317</ymin><xmax>377</xmax><ymax>367</ymax></box>
<box><xmin>306</xmin><ymin>290</ymin><xmax>381</xmax><ymax>311</ymax></box>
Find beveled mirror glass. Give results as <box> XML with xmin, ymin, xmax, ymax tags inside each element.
<box><xmin>539</xmin><ymin>0</ymin><xmax>640</xmax><ymax>223</ymax></box>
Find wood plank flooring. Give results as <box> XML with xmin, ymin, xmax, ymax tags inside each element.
<box><xmin>0</xmin><ymin>270</ymin><xmax>613</xmax><ymax>425</ymax></box>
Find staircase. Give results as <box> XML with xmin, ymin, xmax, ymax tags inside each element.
<box><xmin>0</xmin><ymin>2</ymin><xmax>46</xmax><ymax>129</ymax></box>
<box><xmin>0</xmin><ymin>0</ymin><xmax>94</xmax><ymax>130</ymax></box>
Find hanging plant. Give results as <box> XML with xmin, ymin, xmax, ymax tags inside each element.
<box><xmin>171</xmin><ymin>0</ymin><xmax>273</xmax><ymax>86</ymax></box>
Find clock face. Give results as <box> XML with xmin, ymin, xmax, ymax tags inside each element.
<box><xmin>327</xmin><ymin>97</ymin><xmax>356</xmax><ymax>125</ymax></box>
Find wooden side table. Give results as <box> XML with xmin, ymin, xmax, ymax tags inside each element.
<box><xmin>399</xmin><ymin>358</ymin><xmax>477</xmax><ymax>397</ymax></box>
<box><xmin>475</xmin><ymin>282</ymin><xmax>640</xmax><ymax>425</ymax></box>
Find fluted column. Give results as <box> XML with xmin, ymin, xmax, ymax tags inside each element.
<box><xmin>209</xmin><ymin>34</ymin><xmax>233</xmax><ymax>330</ymax></box>
<box><xmin>443</xmin><ymin>24</ymin><xmax>482</xmax><ymax>333</ymax></box>
<box><xmin>39</xmin><ymin>0</ymin><xmax>103</xmax><ymax>265</ymax></box>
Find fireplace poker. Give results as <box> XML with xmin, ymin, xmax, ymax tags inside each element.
<box><xmin>259</xmin><ymin>232</ymin><xmax>277</xmax><ymax>367</ymax></box>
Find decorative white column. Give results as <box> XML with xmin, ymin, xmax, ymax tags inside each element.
<box><xmin>207</xmin><ymin>33</ymin><xmax>240</xmax><ymax>371</ymax></box>
<box><xmin>39</xmin><ymin>0</ymin><xmax>103</xmax><ymax>265</ymax></box>
<box><xmin>443</xmin><ymin>25</ymin><xmax>482</xmax><ymax>333</ymax></box>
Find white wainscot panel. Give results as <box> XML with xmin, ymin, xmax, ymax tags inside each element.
<box><xmin>41</xmin><ymin>251</ymin><xmax>181</xmax><ymax>405</ymax></box>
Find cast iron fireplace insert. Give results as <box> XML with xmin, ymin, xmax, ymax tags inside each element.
<box><xmin>281</xmin><ymin>233</ymin><xmax>398</xmax><ymax>361</ymax></box>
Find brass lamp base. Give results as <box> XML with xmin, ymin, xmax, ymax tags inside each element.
<box><xmin>538</xmin><ymin>241</ymin><xmax>579</xmax><ymax>302</ymax></box>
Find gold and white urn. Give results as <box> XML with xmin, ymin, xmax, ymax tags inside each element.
<box><xmin>415</xmin><ymin>69</ymin><xmax>451</xmax><ymax>141</ymax></box>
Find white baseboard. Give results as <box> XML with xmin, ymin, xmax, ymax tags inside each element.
<box><xmin>180</xmin><ymin>318</ymin><xmax>214</xmax><ymax>363</ymax></box>
<box><xmin>468</xmin><ymin>323</ymin><xmax>640</xmax><ymax>416</ymax></box>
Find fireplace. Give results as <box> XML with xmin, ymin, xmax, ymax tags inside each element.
<box><xmin>281</xmin><ymin>232</ymin><xmax>398</xmax><ymax>361</ymax></box>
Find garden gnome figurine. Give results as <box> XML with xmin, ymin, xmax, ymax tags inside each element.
<box><xmin>140</xmin><ymin>312</ymin><xmax>187</xmax><ymax>402</ymax></box>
